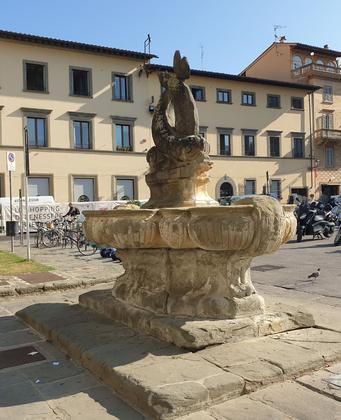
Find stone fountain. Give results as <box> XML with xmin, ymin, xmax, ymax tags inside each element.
<box><xmin>81</xmin><ymin>51</ymin><xmax>313</xmax><ymax>349</ymax></box>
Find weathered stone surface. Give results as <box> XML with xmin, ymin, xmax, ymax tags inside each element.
<box><xmin>227</xmin><ymin>361</ymin><xmax>284</xmax><ymax>392</ymax></box>
<box><xmin>17</xmin><ymin>303</ymin><xmax>246</xmax><ymax>419</ymax></box>
<box><xmin>297</xmin><ymin>367</ymin><xmax>341</xmax><ymax>402</ymax></box>
<box><xmin>249</xmin><ymin>381</ymin><xmax>341</xmax><ymax>419</ymax></box>
<box><xmin>209</xmin><ymin>395</ymin><xmax>292</xmax><ymax>419</ymax></box>
<box><xmin>48</xmin><ymin>385</ymin><xmax>144</xmax><ymax>420</ymax></box>
<box><xmin>79</xmin><ymin>289</ymin><xmax>313</xmax><ymax>350</ymax></box>
<box><xmin>271</xmin><ymin>327</ymin><xmax>341</xmax><ymax>362</ymax></box>
<box><xmin>199</xmin><ymin>336</ymin><xmax>324</xmax><ymax>376</ymax></box>
<box><xmin>0</xmin><ymin>328</ymin><xmax>42</xmax><ymax>349</ymax></box>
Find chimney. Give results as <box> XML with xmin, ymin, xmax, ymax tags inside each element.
<box><xmin>324</xmin><ymin>44</ymin><xmax>329</xmax><ymax>49</ymax></box>
<box><xmin>279</xmin><ymin>36</ymin><xmax>286</xmax><ymax>43</ymax></box>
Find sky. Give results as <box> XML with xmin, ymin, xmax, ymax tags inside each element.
<box><xmin>1</xmin><ymin>0</ymin><xmax>341</xmax><ymax>74</ymax></box>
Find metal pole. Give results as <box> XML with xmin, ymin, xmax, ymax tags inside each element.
<box><xmin>9</xmin><ymin>171</ymin><xmax>14</xmax><ymax>253</ymax></box>
<box><xmin>24</xmin><ymin>127</ymin><xmax>31</xmax><ymax>261</ymax></box>
<box><xmin>19</xmin><ymin>189</ymin><xmax>23</xmax><ymax>246</ymax></box>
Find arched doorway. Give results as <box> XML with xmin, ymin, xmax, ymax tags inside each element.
<box><xmin>220</xmin><ymin>182</ymin><xmax>234</xmax><ymax>198</ymax></box>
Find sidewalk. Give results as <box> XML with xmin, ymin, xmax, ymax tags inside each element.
<box><xmin>0</xmin><ymin>238</ymin><xmax>123</xmax><ymax>297</ymax></box>
<box><xmin>0</xmin><ymin>283</ymin><xmax>339</xmax><ymax>419</ymax></box>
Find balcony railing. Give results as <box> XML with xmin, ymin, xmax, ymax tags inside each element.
<box><xmin>292</xmin><ymin>63</ymin><xmax>341</xmax><ymax>80</ymax></box>
<box><xmin>315</xmin><ymin>128</ymin><xmax>341</xmax><ymax>143</ymax></box>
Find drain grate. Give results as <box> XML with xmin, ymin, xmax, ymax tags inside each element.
<box><xmin>251</xmin><ymin>264</ymin><xmax>286</xmax><ymax>272</ymax></box>
<box><xmin>0</xmin><ymin>345</ymin><xmax>46</xmax><ymax>369</ymax></box>
<box><xmin>17</xmin><ymin>272</ymin><xmax>65</xmax><ymax>284</ymax></box>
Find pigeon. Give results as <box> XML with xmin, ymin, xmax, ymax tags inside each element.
<box><xmin>308</xmin><ymin>268</ymin><xmax>320</xmax><ymax>279</ymax></box>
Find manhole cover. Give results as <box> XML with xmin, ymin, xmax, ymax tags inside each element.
<box><xmin>0</xmin><ymin>345</ymin><xmax>46</xmax><ymax>369</ymax></box>
<box><xmin>251</xmin><ymin>264</ymin><xmax>286</xmax><ymax>272</ymax></box>
<box><xmin>17</xmin><ymin>272</ymin><xmax>65</xmax><ymax>284</ymax></box>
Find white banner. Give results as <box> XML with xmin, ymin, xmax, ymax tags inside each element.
<box><xmin>0</xmin><ymin>200</ymin><xmax>134</xmax><ymax>232</ymax></box>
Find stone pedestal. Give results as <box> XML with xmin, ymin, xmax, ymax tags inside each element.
<box><xmin>114</xmin><ymin>249</ymin><xmax>264</xmax><ymax>319</ymax></box>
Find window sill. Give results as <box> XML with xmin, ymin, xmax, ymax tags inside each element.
<box><xmin>219</xmin><ymin>152</ymin><xmax>231</xmax><ymax>156</ymax></box>
<box><xmin>194</xmin><ymin>99</ymin><xmax>206</xmax><ymax>102</ymax></box>
<box><xmin>112</xmin><ymin>98</ymin><xmax>134</xmax><ymax>103</ymax></box>
<box><xmin>267</xmin><ymin>106</ymin><xmax>281</xmax><ymax>109</ymax></box>
<box><xmin>74</xmin><ymin>147</ymin><xmax>93</xmax><ymax>150</ymax></box>
<box><xmin>321</xmin><ymin>100</ymin><xmax>333</xmax><ymax>104</ymax></box>
<box><xmin>216</xmin><ymin>101</ymin><xmax>232</xmax><ymax>105</ymax></box>
<box><xmin>23</xmin><ymin>89</ymin><xmax>49</xmax><ymax>94</ymax></box>
<box><xmin>291</xmin><ymin>107</ymin><xmax>304</xmax><ymax>111</ymax></box>
<box><xmin>241</xmin><ymin>103</ymin><xmax>256</xmax><ymax>107</ymax></box>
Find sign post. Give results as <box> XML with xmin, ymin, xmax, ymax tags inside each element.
<box><xmin>6</xmin><ymin>152</ymin><xmax>16</xmax><ymax>252</ymax></box>
<box><xmin>23</xmin><ymin>127</ymin><xmax>31</xmax><ymax>261</ymax></box>
<box><xmin>19</xmin><ymin>189</ymin><xmax>24</xmax><ymax>245</ymax></box>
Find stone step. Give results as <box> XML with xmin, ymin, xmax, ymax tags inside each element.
<box><xmin>16</xmin><ymin>299</ymin><xmax>341</xmax><ymax>419</ymax></box>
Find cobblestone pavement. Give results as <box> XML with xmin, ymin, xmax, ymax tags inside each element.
<box><xmin>0</xmin><ymin>237</ymin><xmax>123</xmax><ymax>296</ymax></box>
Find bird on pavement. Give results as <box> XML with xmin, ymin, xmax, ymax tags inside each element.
<box><xmin>308</xmin><ymin>268</ymin><xmax>320</xmax><ymax>280</ymax></box>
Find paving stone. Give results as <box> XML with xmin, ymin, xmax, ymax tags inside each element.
<box><xmin>250</xmin><ymin>381</ymin><xmax>341</xmax><ymax>420</ymax></box>
<box><xmin>36</xmin><ymin>372</ymin><xmax>100</xmax><ymax>399</ymax></box>
<box><xmin>176</xmin><ymin>411</ymin><xmax>217</xmax><ymax>420</ymax></box>
<box><xmin>0</xmin><ymin>316</ymin><xmax>27</xmax><ymax>333</ymax></box>
<box><xmin>199</xmin><ymin>335</ymin><xmax>324</xmax><ymax>376</ymax></box>
<box><xmin>17</xmin><ymin>303</ymin><xmax>245</xmax><ymax>419</ymax></box>
<box><xmin>297</xmin><ymin>368</ymin><xmax>341</xmax><ymax>402</ymax></box>
<box><xmin>326</xmin><ymin>362</ymin><xmax>341</xmax><ymax>374</ymax></box>
<box><xmin>0</xmin><ymin>328</ymin><xmax>42</xmax><ymax>349</ymax></box>
<box><xmin>21</xmin><ymin>359</ymin><xmax>83</xmax><ymax>384</ymax></box>
<box><xmin>0</xmin><ymin>381</ymin><xmax>57</xmax><ymax>418</ymax></box>
<box><xmin>271</xmin><ymin>327</ymin><xmax>341</xmax><ymax>362</ymax></box>
<box><xmin>0</xmin><ymin>370</ymin><xmax>26</xmax><ymax>388</ymax></box>
<box><xmin>209</xmin><ymin>395</ymin><xmax>292</xmax><ymax>419</ymax></box>
<box><xmin>226</xmin><ymin>361</ymin><xmax>284</xmax><ymax>392</ymax></box>
<box><xmin>48</xmin><ymin>385</ymin><xmax>143</xmax><ymax>419</ymax></box>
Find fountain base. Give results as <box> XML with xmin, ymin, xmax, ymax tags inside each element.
<box><xmin>79</xmin><ymin>289</ymin><xmax>314</xmax><ymax>350</ymax></box>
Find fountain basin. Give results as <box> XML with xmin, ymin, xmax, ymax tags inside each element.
<box><xmin>83</xmin><ymin>199</ymin><xmax>296</xmax><ymax>252</ymax></box>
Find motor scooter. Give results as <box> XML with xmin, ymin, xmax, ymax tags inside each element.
<box><xmin>296</xmin><ymin>203</ymin><xmax>335</xmax><ymax>242</ymax></box>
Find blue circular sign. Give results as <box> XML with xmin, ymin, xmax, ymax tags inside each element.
<box><xmin>8</xmin><ymin>153</ymin><xmax>15</xmax><ymax>162</ymax></box>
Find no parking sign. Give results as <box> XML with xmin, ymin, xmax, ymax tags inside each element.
<box><xmin>6</xmin><ymin>152</ymin><xmax>16</xmax><ymax>172</ymax></box>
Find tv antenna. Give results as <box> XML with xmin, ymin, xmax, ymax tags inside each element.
<box><xmin>144</xmin><ymin>34</ymin><xmax>151</xmax><ymax>54</ymax></box>
<box><xmin>273</xmin><ymin>25</ymin><xmax>286</xmax><ymax>42</ymax></box>
<box><xmin>200</xmin><ymin>44</ymin><xmax>204</xmax><ymax>70</ymax></box>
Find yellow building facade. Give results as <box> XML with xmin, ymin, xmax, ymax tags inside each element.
<box><xmin>242</xmin><ymin>40</ymin><xmax>341</xmax><ymax>199</ymax></box>
<box><xmin>0</xmin><ymin>30</ymin><xmax>320</xmax><ymax>204</ymax></box>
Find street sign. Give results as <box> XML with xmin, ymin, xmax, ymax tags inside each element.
<box><xmin>7</xmin><ymin>152</ymin><xmax>16</xmax><ymax>172</ymax></box>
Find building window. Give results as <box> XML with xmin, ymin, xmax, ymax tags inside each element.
<box><xmin>304</xmin><ymin>57</ymin><xmax>312</xmax><ymax>66</ymax></box>
<box><xmin>321</xmin><ymin>112</ymin><xmax>334</xmax><ymax>129</ymax></box>
<box><xmin>24</xmin><ymin>61</ymin><xmax>48</xmax><ymax>92</ymax></box>
<box><xmin>28</xmin><ymin>177</ymin><xmax>50</xmax><ymax>196</ymax></box>
<box><xmin>116</xmin><ymin>178</ymin><xmax>135</xmax><ymax>200</ymax></box>
<box><xmin>267</xmin><ymin>94</ymin><xmax>281</xmax><ymax>108</ymax></box>
<box><xmin>115</xmin><ymin>124</ymin><xmax>132</xmax><ymax>151</ymax></box>
<box><xmin>269</xmin><ymin>136</ymin><xmax>280</xmax><ymax>157</ymax></box>
<box><xmin>242</xmin><ymin>92</ymin><xmax>256</xmax><ymax>106</ymax></box>
<box><xmin>70</xmin><ymin>67</ymin><xmax>91</xmax><ymax>96</ymax></box>
<box><xmin>73</xmin><ymin>121</ymin><xmax>91</xmax><ymax>149</ymax></box>
<box><xmin>199</xmin><ymin>126</ymin><xmax>207</xmax><ymax>138</ymax></box>
<box><xmin>113</xmin><ymin>74</ymin><xmax>131</xmax><ymax>101</ymax></box>
<box><xmin>270</xmin><ymin>180</ymin><xmax>281</xmax><ymax>199</ymax></box>
<box><xmin>244</xmin><ymin>134</ymin><xmax>255</xmax><ymax>156</ymax></box>
<box><xmin>191</xmin><ymin>86</ymin><xmax>205</xmax><ymax>101</ymax></box>
<box><xmin>219</xmin><ymin>133</ymin><xmax>231</xmax><ymax>155</ymax></box>
<box><xmin>291</xmin><ymin>96</ymin><xmax>304</xmax><ymax>110</ymax></box>
<box><xmin>73</xmin><ymin>177</ymin><xmax>95</xmax><ymax>202</ymax></box>
<box><xmin>323</xmin><ymin>86</ymin><xmax>333</xmax><ymax>103</ymax></box>
<box><xmin>325</xmin><ymin>146</ymin><xmax>334</xmax><ymax>168</ymax></box>
<box><xmin>216</xmin><ymin>89</ymin><xmax>231</xmax><ymax>103</ymax></box>
<box><xmin>245</xmin><ymin>179</ymin><xmax>256</xmax><ymax>195</ymax></box>
<box><xmin>293</xmin><ymin>137</ymin><xmax>304</xmax><ymax>158</ymax></box>
<box><xmin>292</xmin><ymin>55</ymin><xmax>302</xmax><ymax>69</ymax></box>
<box><xmin>27</xmin><ymin>117</ymin><xmax>47</xmax><ymax>147</ymax></box>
